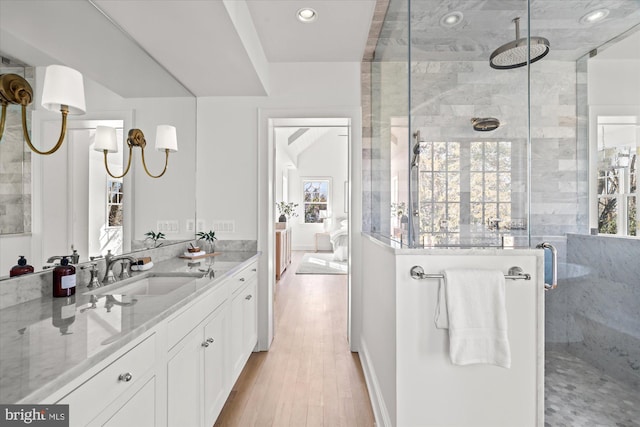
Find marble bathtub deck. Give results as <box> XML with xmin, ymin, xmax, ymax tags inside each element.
<box><xmin>545</xmin><ymin>350</ymin><xmax>640</xmax><ymax>427</ymax></box>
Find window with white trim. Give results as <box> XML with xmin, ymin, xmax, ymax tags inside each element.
<box><xmin>303</xmin><ymin>179</ymin><xmax>330</xmax><ymax>223</ymax></box>
<box><xmin>417</xmin><ymin>140</ymin><xmax>513</xmax><ymax>245</ymax></box>
<box><xmin>107</xmin><ymin>180</ymin><xmax>124</xmax><ymax>227</ymax></box>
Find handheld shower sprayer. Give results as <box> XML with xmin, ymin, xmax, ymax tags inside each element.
<box><xmin>411</xmin><ymin>130</ymin><xmax>427</xmax><ymax>169</ymax></box>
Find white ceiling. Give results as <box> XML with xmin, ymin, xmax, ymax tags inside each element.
<box><xmin>3</xmin><ymin>0</ymin><xmax>638</xmax><ymax>98</ymax></box>
<box><xmin>376</xmin><ymin>0</ymin><xmax>640</xmax><ymax>62</ymax></box>
<box><xmin>247</xmin><ymin>0</ymin><xmax>376</xmax><ymax>62</ymax></box>
<box><xmin>0</xmin><ymin>0</ymin><xmax>377</xmax><ymax>98</ymax></box>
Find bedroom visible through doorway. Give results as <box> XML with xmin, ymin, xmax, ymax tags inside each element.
<box><xmin>272</xmin><ymin>117</ymin><xmax>350</xmax><ymax>335</ymax></box>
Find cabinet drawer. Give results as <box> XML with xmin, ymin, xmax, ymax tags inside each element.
<box><xmin>58</xmin><ymin>333</ymin><xmax>156</xmax><ymax>426</ymax></box>
<box><xmin>167</xmin><ymin>280</ymin><xmax>228</xmax><ymax>349</ymax></box>
<box><xmin>230</xmin><ymin>262</ymin><xmax>258</xmax><ymax>295</ymax></box>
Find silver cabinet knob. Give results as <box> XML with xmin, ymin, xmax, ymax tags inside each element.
<box><xmin>202</xmin><ymin>341</ymin><xmax>210</xmax><ymax>348</ymax></box>
<box><xmin>245</xmin><ymin>294</ymin><xmax>252</xmax><ymax>300</ymax></box>
<box><xmin>252</xmin><ymin>268</ymin><xmax>257</xmax><ymax>272</ymax></box>
<box><xmin>239</xmin><ymin>277</ymin><xmax>245</xmax><ymax>282</ymax></box>
<box><xmin>118</xmin><ymin>373</ymin><xmax>133</xmax><ymax>382</ymax></box>
<box><xmin>207</xmin><ymin>337</ymin><xmax>214</xmax><ymax>343</ymax></box>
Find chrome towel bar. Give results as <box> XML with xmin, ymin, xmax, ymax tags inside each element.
<box><xmin>410</xmin><ymin>265</ymin><xmax>531</xmax><ymax>281</ymax></box>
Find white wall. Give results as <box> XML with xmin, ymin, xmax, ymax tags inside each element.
<box><xmin>196</xmin><ymin>62</ymin><xmax>362</xmax><ymax>350</ymax></box>
<box><xmin>288</xmin><ymin>128</ymin><xmax>349</xmax><ymax>250</ymax></box>
<box><xmin>588</xmin><ymin>59</ymin><xmax>640</xmax><ymax>105</ymax></box>
<box><xmin>359</xmin><ymin>236</ymin><xmax>397</xmax><ymax>427</ymax></box>
<box><xmin>196</xmin><ymin>62</ymin><xmax>360</xmax><ymax>240</ymax></box>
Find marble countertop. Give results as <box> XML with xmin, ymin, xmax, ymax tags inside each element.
<box><xmin>0</xmin><ymin>251</ymin><xmax>259</xmax><ymax>404</ymax></box>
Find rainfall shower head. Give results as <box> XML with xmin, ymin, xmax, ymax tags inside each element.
<box><xmin>490</xmin><ymin>17</ymin><xmax>550</xmax><ymax>69</ymax></box>
<box><xmin>471</xmin><ymin>117</ymin><xmax>500</xmax><ymax>131</ymax></box>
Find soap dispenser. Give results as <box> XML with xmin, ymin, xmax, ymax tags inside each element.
<box><xmin>10</xmin><ymin>256</ymin><xmax>35</xmax><ymax>277</ymax></box>
<box><xmin>53</xmin><ymin>256</ymin><xmax>76</xmax><ymax>297</ymax></box>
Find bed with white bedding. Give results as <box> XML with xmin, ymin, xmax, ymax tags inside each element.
<box><xmin>329</xmin><ymin>219</ymin><xmax>348</xmax><ymax>261</ymax></box>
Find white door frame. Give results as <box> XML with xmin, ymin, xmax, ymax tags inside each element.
<box><xmin>256</xmin><ymin>107</ymin><xmax>362</xmax><ymax>351</ymax></box>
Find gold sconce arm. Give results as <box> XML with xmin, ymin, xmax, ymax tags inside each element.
<box><xmin>95</xmin><ymin>127</ymin><xmax>176</xmax><ymax>179</ymax></box>
<box><xmin>1</xmin><ymin>67</ymin><xmax>85</xmax><ymax>155</ymax></box>
<box><xmin>0</xmin><ymin>102</ymin><xmax>6</xmax><ymax>139</ymax></box>
<box><xmin>21</xmin><ymin>104</ymin><xmax>69</xmax><ymax>155</ymax></box>
<box><xmin>102</xmin><ymin>144</ymin><xmax>133</xmax><ymax>179</ymax></box>
<box><xmin>140</xmin><ymin>148</ymin><xmax>170</xmax><ymax>178</ymax></box>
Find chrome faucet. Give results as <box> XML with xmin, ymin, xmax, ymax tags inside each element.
<box><xmin>104</xmin><ymin>256</ymin><xmax>138</xmax><ymax>284</ymax></box>
<box><xmin>47</xmin><ymin>250</ymin><xmax>79</xmax><ymax>264</ymax></box>
<box><xmin>104</xmin><ymin>295</ymin><xmax>137</xmax><ymax>312</ymax></box>
<box><xmin>87</xmin><ymin>263</ymin><xmax>102</xmax><ymax>289</ymax></box>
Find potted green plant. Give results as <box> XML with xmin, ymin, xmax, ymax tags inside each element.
<box><xmin>144</xmin><ymin>230</ymin><xmax>166</xmax><ymax>248</ymax></box>
<box><xmin>196</xmin><ymin>230</ymin><xmax>217</xmax><ymax>253</ymax></box>
<box><xmin>276</xmin><ymin>201</ymin><xmax>299</xmax><ymax>223</ymax></box>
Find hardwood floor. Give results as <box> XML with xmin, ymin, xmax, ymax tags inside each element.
<box><xmin>214</xmin><ymin>251</ymin><xmax>375</xmax><ymax>427</ymax></box>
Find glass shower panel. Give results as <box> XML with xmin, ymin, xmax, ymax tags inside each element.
<box><xmin>409</xmin><ymin>1</ymin><xmax>530</xmax><ymax>248</ymax></box>
<box><xmin>370</xmin><ymin>0</ymin><xmax>411</xmax><ymax>246</ymax></box>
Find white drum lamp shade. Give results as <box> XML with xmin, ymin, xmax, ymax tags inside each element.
<box><xmin>40</xmin><ymin>65</ymin><xmax>86</xmax><ymax>115</ymax></box>
<box><xmin>94</xmin><ymin>126</ymin><xmax>118</xmax><ymax>153</ymax></box>
<box><xmin>155</xmin><ymin>125</ymin><xmax>178</xmax><ymax>152</ymax></box>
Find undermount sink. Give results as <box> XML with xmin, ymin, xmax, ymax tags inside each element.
<box><xmin>85</xmin><ymin>272</ymin><xmax>202</xmax><ymax>296</ymax></box>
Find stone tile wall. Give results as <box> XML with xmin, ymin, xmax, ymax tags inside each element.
<box><xmin>0</xmin><ymin>68</ymin><xmax>33</xmax><ymax>235</ymax></box>
<box><xmin>554</xmin><ymin>233</ymin><xmax>640</xmax><ymax>390</ymax></box>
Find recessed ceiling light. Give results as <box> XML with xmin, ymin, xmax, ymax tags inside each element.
<box><xmin>440</xmin><ymin>11</ymin><xmax>463</xmax><ymax>28</ymax></box>
<box><xmin>579</xmin><ymin>9</ymin><xmax>609</xmax><ymax>24</ymax></box>
<box><xmin>297</xmin><ymin>8</ymin><xmax>317</xmax><ymax>23</ymax></box>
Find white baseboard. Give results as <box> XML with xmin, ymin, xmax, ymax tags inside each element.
<box><xmin>359</xmin><ymin>338</ymin><xmax>392</xmax><ymax>427</ymax></box>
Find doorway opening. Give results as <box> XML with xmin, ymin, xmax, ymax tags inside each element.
<box><xmin>267</xmin><ymin>117</ymin><xmax>352</xmax><ymax>349</ymax></box>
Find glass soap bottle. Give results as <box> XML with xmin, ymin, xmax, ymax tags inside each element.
<box><xmin>10</xmin><ymin>256</ymin><xmax>34</xmax><ymax>277</ymax></box>
<box><xmin>53</xmin><ymin>256</ymin><xmax>76</xmax><ymax>297</ymax></box>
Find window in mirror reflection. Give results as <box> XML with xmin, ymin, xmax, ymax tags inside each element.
<box><xmin>597</xmin><ymin>115</ymin><xmax>638</xmax><ymax>236</ymax></box>
<box><xmin>105</xmin><ymin>180</ymin><xmax>124</xmax><ymax>255</ymax></box>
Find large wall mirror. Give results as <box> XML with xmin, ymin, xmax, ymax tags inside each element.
<box><xmin>0</xmin><ymin>0</ymin><xmax>197</xmax><ymax>277</ymax></box>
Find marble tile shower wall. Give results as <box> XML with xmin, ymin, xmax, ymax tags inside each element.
<box><xmin>0</xmin><ymin>68</ymin><xmax>33</xmax><ymax>235</ymax></box>
<box><xmin>362</xmin><ymin>57</ymin><xmax>589</xmax><ymax>252</ymax></box>
<box><xmin>556</xmin><ymin>234</ymin><xmax>639</xmax><ymax>391</ymax></box>
<box><xmin>363</xmin><ymin>60</ymin><xmax>408</xmax><ymax>237</ymax></box>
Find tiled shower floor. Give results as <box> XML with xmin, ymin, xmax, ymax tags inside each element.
<box><xmin>545</xmin><ymin>350</ymin><xmax>640</xmax><ymax>427</ymax></box>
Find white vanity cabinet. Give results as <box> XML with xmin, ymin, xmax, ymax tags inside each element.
<box><xmin>167</xmin><ymin>305</ymin><xmax>227</xmax><ymax>427</ymax></box>
<box><xmin>38</xmin><ymin>257</ymin><xmax>259</xmax><ymax>427</ymax></box>
<box><xmin>166</xmin><ymin>277</ymin><xmax>229</xmax><ymax>427</ymax></box>
<box><xmin>55</xmin><ymin>333</ymin><xmax>161</xmax><ymax>427</ymax></box>
<box><xmin>166</xmin><ymin>258</ymin><xmax>259</xmax><ymax>427</ymax></box>
<box><xmin>229</xmin><ymin>263</ymin><xmax>258</xmax><ymax>381</ymax></box>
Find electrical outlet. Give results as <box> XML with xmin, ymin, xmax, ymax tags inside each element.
<box><xmin>157</xmin><ymin>220</ymin><xmax>179</xmax><ymax>233</ymax></box>
<box><xmin>212</xmin><ymin>220</ymin><xmax>235</xmax><ymax>233</ymax></box>
<box><xmin>196</xmin><ymin>220</ymin><xmax>206</xmax><ymax>232</ymax></box>
<box><xmin>186</xmin><ymin>219</ymin><xmax>195</xmax><ymax>232</ymax></box>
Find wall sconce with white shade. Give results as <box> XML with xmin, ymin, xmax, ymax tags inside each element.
<box><xmin>94</xmin><ymin>125</ymin><xmax>178</xmax><ymax>178</ymax></box>
<box><xmin>0</xmin><ymin>65</ymin><xmax>86</xmax><ymax>155</ymax></box>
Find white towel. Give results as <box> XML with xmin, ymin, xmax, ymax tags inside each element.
<box><xmin>131</xmin><ymin>262</ymin><xmax>154</xmax><ymax>271</ymax></box>
<box><xmin>435</xmin><ymin>269</ymin><xmax>511</xmax><ymax>368</ymax></box>
<box><xmin>183</xmin><ymin>251</ymin><xmax>206</xmax><ymax>257</ymax></box>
